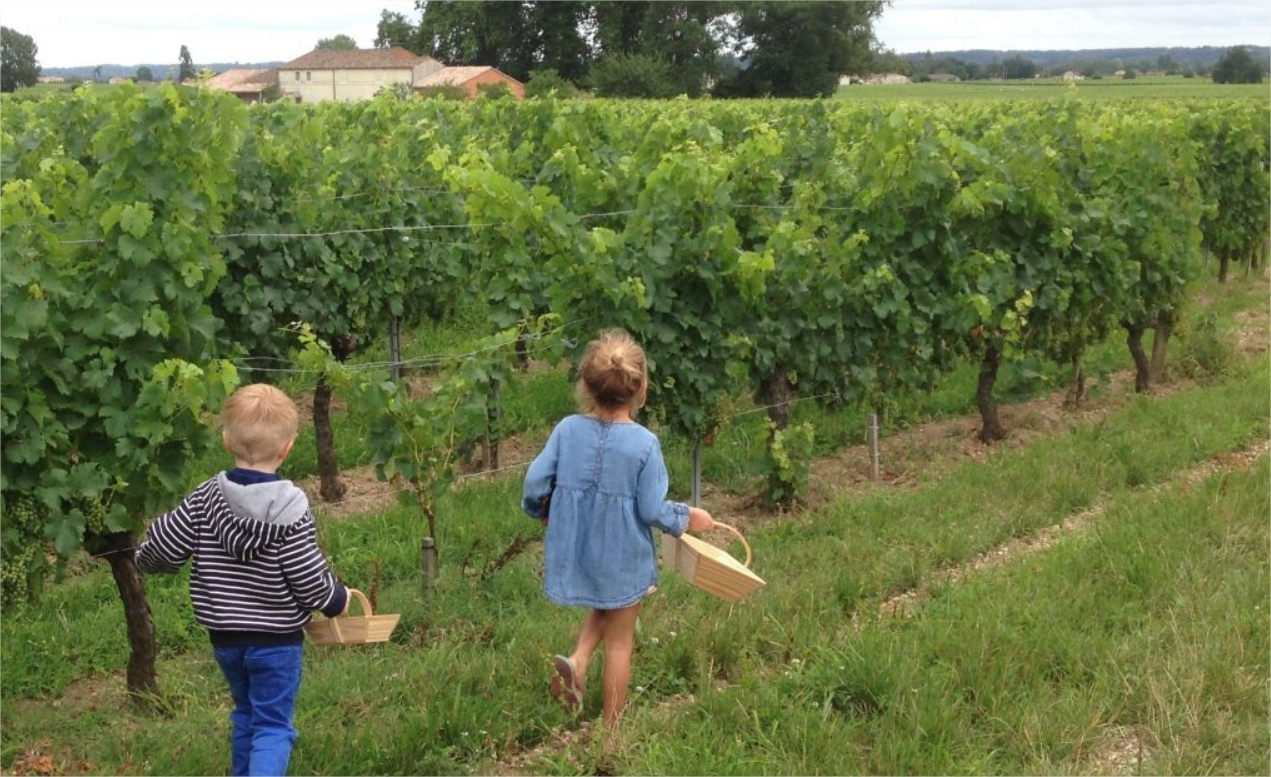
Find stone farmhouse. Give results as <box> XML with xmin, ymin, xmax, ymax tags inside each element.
<box><xmin>245</xmin><ymin>47</ymin><xmax>526</xmax><ymax>103</ymax></box>
<box><xmin>206</xmin><ymin>68</ymin><xmax>280</xmax><ymax>104</ymax></box>
<box><xmin>863</xmin><ymin>73</ymin><xmax>912</xmax><ymax>85</ymax></box>
<box><xmin>278</xmin><ymin>47</ymin><xmax>443</xmax><ymax>102</ymax></box>
<box><xmin>414</xmin><ymin>65</ymin><xmax>526</xmax><ymax>99</ymax></box>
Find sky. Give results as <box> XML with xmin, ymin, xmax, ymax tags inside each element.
<box><xmin>0</xmin><ymin>0</ymin><xmax>1267</xmax><ymax>69</ymax></box>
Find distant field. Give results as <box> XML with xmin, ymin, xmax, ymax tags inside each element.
<box><xmin>19</xmin><ymin>74</ymin><xmax>1268</xmax><ymax>103</ymax></box>
<box><xmin>837</xmin><ymin>76</ymin><xmax>1270</xmax><ymax>101</ymax></box>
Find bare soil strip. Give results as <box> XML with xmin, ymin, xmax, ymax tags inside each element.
<box><xmin>873</xmin><ymin>438</ymin><xmax>1270</xmax><ymax>621</ymax></box>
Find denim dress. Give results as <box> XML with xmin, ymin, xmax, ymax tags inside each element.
<box><xmin>522</xmin><ymin>414</ymin><xmax>690</xmax><ymax>609</ymax></box>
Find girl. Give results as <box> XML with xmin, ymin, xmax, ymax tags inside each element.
<box><xmin>522</xmin><ymin>329</ymin><xmax>713</xmax><ymax>730</ymax></box>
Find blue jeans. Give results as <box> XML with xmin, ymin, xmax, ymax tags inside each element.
<box><xmin>213</xmin><ymin>644</ymin><xmax>303</xmax><ymax>776</ymax></box>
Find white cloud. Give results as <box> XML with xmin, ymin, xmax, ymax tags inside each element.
<box><xmin>1</xmin><ymin>0</ymin><xmax>1266</xmax><ymax>67</ymax></box>
<box><xmin>874</xmin><ymin>0</ymin><xmax>1270</xmax><ymax>52</ymax></box>
<box><xmin>0</xmin><ymin>0</ymin><xmax>420</xmax><ymax>67</ymax></box>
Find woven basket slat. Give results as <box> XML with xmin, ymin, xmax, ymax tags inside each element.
<box><xmin>660</xmin><ymin>522</ymin><xmax>765</xmax><ymax>603</ymax></box>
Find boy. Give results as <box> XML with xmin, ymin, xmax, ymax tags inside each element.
<box><xmin>136</xmin><ymin>383</ymin><xmax>348</xmax><ymax>777</ymax></box>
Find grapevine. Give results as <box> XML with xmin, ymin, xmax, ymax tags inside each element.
<box><xmin>763</xmin><ymin>421</ymin><xmax>816</xmax><ymax>510</ymax></box>
<box><xmin>1</xmin><ymin>493</ymin><xmax>50</xmax><ymax>611</ymax></box>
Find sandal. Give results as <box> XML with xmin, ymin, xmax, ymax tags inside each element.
<box><xmin>550</xmin><ymin>654</ymin><xmax>583</xmax><ymax>713</ymax></box>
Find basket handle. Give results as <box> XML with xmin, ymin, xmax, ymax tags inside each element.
<box><xmin>339</xmin><ymin>588</ymin><xmax>372</xmax><ymax>617</ymax></box>
<box><xmin>711</xmin><ymin>522</ymin><xmax>752</xmax><ymax>568</ymax></box>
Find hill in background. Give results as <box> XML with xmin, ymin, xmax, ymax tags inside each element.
<box><xmin>899</xmin><ymin>45</ymin><xmax>1268</xmax><ymax>70</ymax></box>
<box><xmin>40</xmin><ymin>62</ymin><xmax>283</xmax><ymax>80</ymax></box>
<box><xmin>37</xmin><ymin>45</ymin><xmax>1268</xmax><ymax>82</ymax></box>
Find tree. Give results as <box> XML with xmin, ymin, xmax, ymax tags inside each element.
<box><xmin>93</xmin><ymin>65</ymin><xmax>103</xmax><ymax>83</ymax></box>
<box><xmin>394</xmin><ymin>1</ymin><xmax>939</xmax><ymax>96</ymax></box>
<box><xmin>1002</xmin><ymin>55</ymin><xmax>1037</xmax><ymax>80</ymax></box>
<box><xmin>375</xmin><ymin>9</ymin><xmax>422</xmax><ymax>51</ymax></box>
<box><xmin>383</xmin><ymin>1</ymin><xmax>594</xmax><ymax>83</ymax></box>
<box><xmin>135</xmin><ymin>66</ymin><xmax>154</xmax><ymax>82</ymax></box>
<box><xmin>178</xmin><ymin>45</ymin><xmax>195</xmax><ymax>82</ymax></box>
<box><xmin>1</xmin><ymin>26</ymin><xmax>40</xmax><ymax>92</ymax></box>
<box><xmin>715</xmin><ymin>1</ymin><xmax>884</xmax><ymax>97</ymax></box>
<box><xmin>1211</xmin><ymin>46</ymin><xmax>1263</xmax><ymax>84</ymax></box>
<box><xmin>375</xmin><ymin>81</ymin><xmax>417</xmax><ymax>100</ymax></box>
<box><xmin>316</xmin><ymin>34</ymin><xmax>357</xmax><ymax>50</ymax></box>
<box><xmin>591</xmin><ymin>1</ymin><xmax>647</xmax><ymax>55</ymax></box>
<box><xmin>869</xmin><ymin>48</ymin><xmax>912</xmax><ymax>77</ymax></box>
<box><xmin>416</xmin><ymin>83</ymin><xmax>468</xmax><ymax>100</ymax></box>
<box><xmin>525</xmin><ymin>68</ymin><xmax>579</xmax><ymax>98</ymax></box>
<box><xmin>588</xmin><ymin>52</ymin><xmax>677</xmax><ymax>97</ymax></box>
<box><xmin>589</xmin><ymin>2</ymin><xmax>731</xmax><ymax>97</ymax></box>
<box><xmin>477</xmin><ymin>80</ymin><xmax>514</xmax><ymax>100</ymax></box>
<box><xmin>413</xmin><ymin>1</ymin><xmax>536</xmax><ymax>78</ymax></box>
<box><xmin>528</xmin><ymin>1</ymin><xmax>593</xmax><ymax>83</ymax></box>
<box><xmin>629</xmin><ymin>2</ymin><xmax>720</xmax><ymax>96</ymax></box>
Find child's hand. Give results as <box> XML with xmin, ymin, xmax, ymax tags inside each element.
<box><xmin>687</xmin><ymin>506</ymin><xmax>714</xmax><ymax>532</ymax></box>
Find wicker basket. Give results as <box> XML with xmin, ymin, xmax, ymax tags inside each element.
<box><xmin>661</xmin><ymin>522</ymin><xmax>765</xmax><ymax>603</ymax></box>
<box><xmin>305</xmin><ymin>589</ymin><xmax>400</xmax><ymax>646</ymax></box>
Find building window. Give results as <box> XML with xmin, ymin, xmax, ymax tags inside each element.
<box><xmin>306</xmin><ymin>71</ymin><xmax>312</xmax><ymax>81</ymax></box>
<box><xmin>294</xmin><ymin>72</ymin><xmax>300</xmax><ymax>81</ymax></box>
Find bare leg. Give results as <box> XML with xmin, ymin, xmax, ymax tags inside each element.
<box><xmin>569</xmin><ymin>609</ymin><xmax>605</xmax><ymax>684</ymax></box>
<box><xmin>598</xmin><ymin>603</ymin><xmax>641</xmax><ymax>728</ymax></box>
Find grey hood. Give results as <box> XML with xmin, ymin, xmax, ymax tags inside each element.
<box><xmin>211</xmin><ymin>473</ymin><xmax>312</xmax><ymax>561</ymax></box>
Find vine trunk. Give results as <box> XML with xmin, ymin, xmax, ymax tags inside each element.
<box><xmin>104</xmin><ymin>531</ymin><xmax>159</xmax><ymax>708</ymax></box>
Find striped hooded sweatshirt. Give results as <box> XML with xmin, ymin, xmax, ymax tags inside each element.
<box><xmin>137</xmin><ymin>472</ymin><xmax>347</xmax><ymax>647</ymax></box>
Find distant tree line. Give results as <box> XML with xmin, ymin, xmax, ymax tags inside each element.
<box><xmin>374</xmin><ymin>1</ymin><xmax>884</xmax><ymax>98</ymax></box>
<box><xmin>1210</xmin><ymin>46</ymin><xmax>1266</xmax><ymax>84</ymax></box>
<box><xmin>885</xmin><ymin>45</ymin><xmax>1268</xmax><ymax>83</ymax></box>
<box><xmin>3</xmin><ymin>32</ymin><xmax>205</xmax><ymax>90</ymax></box>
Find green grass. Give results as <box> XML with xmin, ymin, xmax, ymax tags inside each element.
<box><xmin>3</xmin><ymin>340</ymin><xmax>1266</xmax><ymax>773</ymax></box>
<box><xmin>3</xmin><ymin>273</ymin><xmax>1265</xmax><ymax>774</ymax></box>
<box><xmin>618</xmin><ymin>456</ymin><xmax>1269</xmax><ymax>775</ymax></box>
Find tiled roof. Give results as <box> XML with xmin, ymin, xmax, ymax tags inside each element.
<box><xmin>280</xmin><ymin>47</ymin><xmax>422</xmax><ymax>70</ymax></box>
<box><xmin>415</xmin><ymin>66</ymin><xmax>513</xmax><ymax>88</ymax></box>
<box><xmin>207</xmin><ymin>68</ymin><xmax>278</xmax><ymax>92</ymax></box>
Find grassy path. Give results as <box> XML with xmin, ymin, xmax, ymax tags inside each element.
<box><xmin>2</xmin><ymin>277</ymin><xmax>1266</xmax><ymax>776</ymax></box>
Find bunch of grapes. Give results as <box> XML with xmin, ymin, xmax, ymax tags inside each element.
<box><xmin>1</xmin><ymin>493</ymin><xmax>50</xmax><ymax>611</ymax></box>
<box><xmin>84</xmin><ymin>495</ymin><xmax>107</xmax><ymax>534</ymax></box>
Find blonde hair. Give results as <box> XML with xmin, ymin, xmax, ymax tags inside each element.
<box><xmin>220</xmin><ymin>384</ymin><xmax>299</xmax><ymax>465</ymax></box>
<box><xmin>575</xmin><ymin>329</ymin><xmax>648</xmax><ymax>414</ymax></box>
